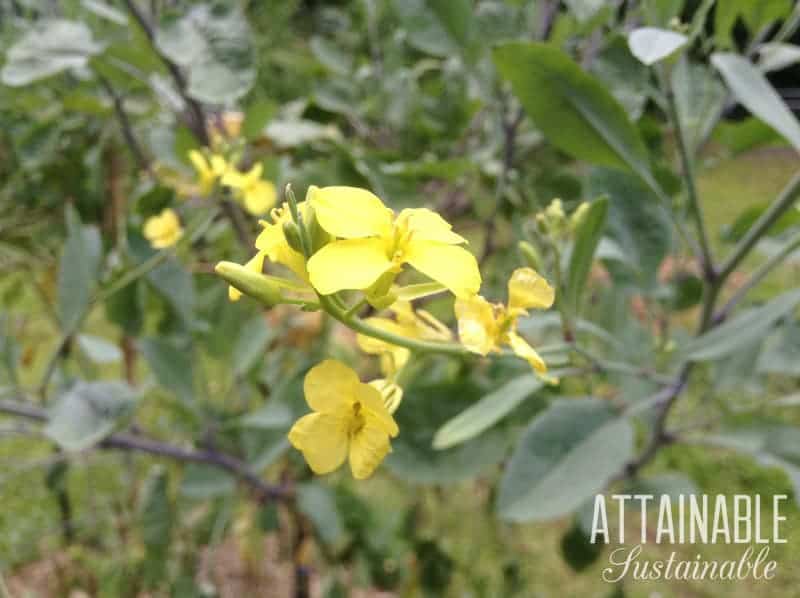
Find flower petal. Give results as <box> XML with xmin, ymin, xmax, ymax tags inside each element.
<box><xmin>507</xmin><ymin>331</ymin><xmax>547</xmax><ymax>374</ymax></box>
<box><xmin>310</xmin><ymin>186</ymin><xmax>394</xmax><ymax>239</ymax></box>
<box><xmin>243</xmin><ymin>180</ymin><xmax>277</xmax><ymax>215</ymax></box>
<box><xmin>404</xmin><ymin>241</ymin><xmax>481</xmax><ymax>299</ymax></box>
<box><xmin>355</xmin><ymin>382</ymin><xmax>399</xmax><ymax>437</ymax></box>
<box><xmin>188</xmin><ymin>150</ymin><xmax>208</xmax><ymax>176</ymax></box>
<box><xmin>288</xmin><ymin>412</ymin><xmax>349</xmax><ymax>475</ymax></box>
<box><xmin>399</xmin><ymin>208</ymin><xmax>466</xmax><ymax>244</ymax></box>
<box><xmin>454</xmin><ymin>295</ymin><xmax>497</xmax><ymax>355</ymax></box>
<box><xmin>356</xmin><ymin>318</ymin><xmax>411</xmax><ymax>373</ymax></box>
<box><xmin>349</xmin><ymin>421</ymin><xmax>392</xmax><ymax>479</ymax></box>
<box><xmin>303</xmin><ymin>359</ymin><xmax>360</xmax><ymax>412</ymax></box>
<box><xmin>307</xmin><ymin>238</ymin><xmax>392</xmax><ymax>295</ymax></box>
<box><xmin>508</xmin><ymin>267</ymin><xmax>555</xmax><ymax>313</ymax></box>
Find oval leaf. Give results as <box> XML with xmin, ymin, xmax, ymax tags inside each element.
<box><xmin>628</xmin><ymin>27</ymin><xmax>688</xmax><ymax>65</ymax></box>
<box><xmin>433</xmin><ymin>374</ymin><xmax>543</xmax><ymax>449</ymax></box>
<box><xmin>497</xmin><ymin>398</ymin><xmax>633</xmax><ymax>522</ymax></box>
<box><xmin>493</xmin><ymin>42</ymin><xmax>653</xmax><ymax>186</ymax></box>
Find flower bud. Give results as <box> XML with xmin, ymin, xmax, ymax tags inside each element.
<box><xmin>518</xmin><ymin>241</ymin><xmax>543</xmax><ymax>272</ymax></box>
<box><xmin>569</xmin><ymin>202</ymin><xmax>590</xmax><ymax>232</ymax></box>
<box><xmin>282</xmin><ymin>221</ymin><xmax>305</xmax><ymax>254</ymax></box>
<box><xmin>215</xmin><ymin>261</ymin><xmax>282</xmax><ymax>307</ymax></box>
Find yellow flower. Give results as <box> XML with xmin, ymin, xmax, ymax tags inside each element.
<box><xmin>143</xmin><ymin>208</ymin><xmax>183</xmax><ymax>249</ymax></box>
<box><xmin>455</xmin><ymin>267</ymin><xmax>554</xmax><ymax>374</ymax></box>
<box><xmin>188</xmin><ymin>150</ymin><xmax>228</xmax><ymax>195</ymax></box>
<box><xmin>357</xmin><ymin>301</ymin><xmax>451</xmax><ymax>377</ymax></box>
<box><xmin>222</xmin><ymin>163</ymin><xmax>277</xmax><ymax>215</ymax></box>
<box><xmin>306</xmin><ymin>186</ymin><xmax>480</xmax><ymax>299</ymax></box>
<box><xmin>227</xmin><ymin>202</ymin><xmax>310</xmax><ymax>301</ymax></box>
<box><xmin>288</xmin><ymin>360</ymin><xmax>399</xmax><ymax>479</ymax></box>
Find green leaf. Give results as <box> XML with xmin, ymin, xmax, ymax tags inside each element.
<box><xmin>232</xmin><ymin>315</ymin><xmax>273</xmax><ymax>377</ymax></box>
<box><xmin>758</xmin><ymin>42</ymin><xmax>800</xmax><ymax>73</ymax></box>
<box><xmin>180</xmin><ymin>464</ymin><xmax>235</xmax><ymax>499</ymax></box>
<box><xmin>704</xmin><ymin>423</ymin><xmax>800</xmax><ymax>502</ymax></box>
<box><xmin>242</xmin><ymin>99</ymin><xmax>277</xmax><ymax>140</ymax></box>
<box><xmin>564</xmin><ymin>0</ymin><xmax>606</xmax><ymax>22</ymax></box>
<box><xmin>497</xmin><ymin>398</ymin><xmax>633</xmax><ymax>522</ymax></box>
<box><xmin>237</xmin><ymin>402</ymin><xmax>293</xmax><ymax>429</ymax></box>
<box><xmin>589</xmin><ymin>168</ymin><xmax>672</xmax><ymax>289</ymax></box>
<box><xmin>297</xmin><ymin>483</ymin><xmax>346</xmax><ymax>549</ymax></box>
<box><xmin>493</xmin><ymin>43</ymin><xmax>654</xmax><ymax>187</ymax></box>
<box><xmin>628</xmin><ymin>27</ymin><xmax>687</xmax><ymax>65</ymax></box>
<box><xmin>139</xmin><ymin>337</ymin><xmax>195</xmax><ymax>403</ymax></box>
<box><xmin>140</xmin><ymin>466</ymin><xmax>172</xmax><ymax>548</ymax></box>
<box><xmin>711</xmin><ymin>52</ymin><xmax>800</xmax><ymax>152</ymax></box>
<box><xmin>566</xmin><ymin>196</ymin><xmax>609</xmax><ymax>315</ymax></box>
<box><xmin>433</xmin><ymin>374</ymin><xmax>544</xmax><ymax>449</ymax></box>
<box><xmin>757</xmin><ymin>321</ymin><xmax>800</xmax><ymax>376</ymax></box>
<box><xmin>393</xmin><ymin>0</ymin><xmax>459</xmax><ymax>57</ymax></box>
<box><xmin>77</xmin><ymin>334</ymin><xmax>122</xmax><ymax>364</ymax></box>
<box><xmin>57</xmin><ymin>206</ymin><xmax>99</xmax><ymax>333</ymax></box>
<box><xmin>722</xmin><ymin>201</ymin><xmax>800</xmax><ymax>242</ymax></box>
<box><xmin>44</xmin><ymin>381</ymin><xmax>138</xmax><ymax>451</ymax></box>
<box><xmin>428</xmin><ymin>0</ymin><xmax>473</xmax><ymax>53</ymax></box>
<box><xmin>386</xmin><ymin>380</ymin><xmax>511</xmax><ymax>484</ymax></box>
<box><xmin>155</xmin><ymin>4</ymin><xmax>256</xmax><ymax>104</ymax></box>
<box><xmin>686</xmin><ymin>288</ymin><xmax>800</xmax><ymax>361</ymax></box>
<box><xmin>81</xmin><ymin>0</ymin><xmax>128</xmax><ymax>25</ymax></box>
<box><xmin>1</xmin><ymin>20</ymin><xmax>103</xmax><ymax>86</ymax></box>
<box><xmin>561</xmin><ymin>522</ymin><xmax>604</xmax><ymax>572</ymax></box>
<box><xmin>671</xmin><ymin>58</ymin><xmax>727</xmax><ymax>156</ymax></box>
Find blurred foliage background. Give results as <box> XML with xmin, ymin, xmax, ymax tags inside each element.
<box><xmin>1</xmin><ymin>0</ymin><xmax>800</xmax><ymax>596</ymax></box>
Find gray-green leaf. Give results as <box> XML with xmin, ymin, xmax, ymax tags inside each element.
<box><xmin>497</xmin><ymin>398</ymin><xmax>633</xmax><ymax>522</ymax></box>
<box><xmin>628</xmin><ymin>27</ymin><xmax>688</xmax><ymax>65</ymax></box>
<box><xmin>1</xmin><ymin>20</ymin><xmax>103</xmax><ymax>86</ymax></box>
<box><xmin>686</xmin><ymin>288</ymin><xmax>800</xmax><ymax>361</ymax></box>
<box><xmin>433</xmin><ymin>374</ymin><xmax>544</xmax><ymax>450</ymax></box>
<box><xmin>44</xmin><ymin>381</ymin><xmax>138</xmax><ymax>451</ymax></box>
<box><xmin>711</xmin><ymin>52</ymin><xmax>800</xmax><ymax>152</ymax></box>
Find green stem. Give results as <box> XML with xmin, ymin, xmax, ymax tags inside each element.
<box><xmin>663</xmin><ymin>68</ymin><xmax>715</xmax><ymax>278</ymax></box>
<box><xmin>717</xmin><ymin>229</ymin><xmax>800</xmax><ymax>319</ymax></box>
<box><xmin>95</xmin><ymin>207</ymin><xmax>219</xmax><ymax>304</ymax></box>
<box><xmin>319</xmin><ymin>295</ymin><xmax>471</xmax><ymax>356</ymax></box>
<box><xmin>717</xmin><ymin>172</ymin><xmax>800</xmax><ymax>283</ymax></box>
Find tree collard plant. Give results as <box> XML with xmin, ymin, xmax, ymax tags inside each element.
<box><xmin>1</xmin><ymin>0</ymin><xmax>800</xmax><ymax>594</ymax></box>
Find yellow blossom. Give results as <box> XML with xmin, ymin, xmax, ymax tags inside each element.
<box><xmin>455</xmin><ymin>267</ymin><xmax>554</xmax><ymax>374</ymax></box>
<box><xmin>188</xmin><ymin>150</ymin><xmax>228</xmax><ymax>195</ymax></box>
<box><xmin>143</xmin><ymin>208</ymin><xmax>183</xmax><ymax>249</ymax></box>
<box><xmin>357</xmin><ymin>301</ymin><xmax>451</xmax><ymax>377</ymax></box>
<box><xmin>222</xmin><ymin>163</ymin><xmax>277</xmax><ymax>215</ymax></box>
<box><xmin>288</xmin><ymin>360</ymin><xmax>399</xmax><ymax>479</ymax></box>
<box><xmin>306</xmin><ymin>186</ymin><xmax>481</xmax><ymax>300</ymax></box>
<box><xmin>227</xmin><ymin>201</ymin><xmax>310</xmax><ymax>301</ymax></box>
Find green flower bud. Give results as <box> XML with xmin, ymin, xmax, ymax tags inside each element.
<box><xmin>518</xmin><ymin>241</ymin><xmax>544</xmax><ymax>272</ymax></box>
<box><xmin>282</xmin><ymin>220</ymin><xmax>305</xmax><ymax>254</ymax></box>
<box><xmin>569</xmin><ymin>202</ymin><xmax>590</xmax><ymax>232</ymax></box>
<box><xmin>215</xmin><ymin>261</ymin><xmax>282</xmax><ymax>307</ymax></box>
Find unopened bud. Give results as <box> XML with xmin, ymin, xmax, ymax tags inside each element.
<box><xmin>518</xmin><ymin>241</ymin><xmax>543</xmax><ymax>272</ymax></box>
<box><xmin>282</xmin><ymin>221</ymin><xmax>305</xmax><ymax>253</ymax></box>
<box><xmin>215</xmin><ymin>261</ymin><xmax>282</xmax><ymax>306</ymax></box>
<box><xmin>569</xmin><ymin>202</ymin><xmax>590</xmax><ymax>232</ymax></box>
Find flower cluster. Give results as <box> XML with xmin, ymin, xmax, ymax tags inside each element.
<box><xmin>215</xmin><ymin>185</ymin><xmax>555</xmax><ymax>479</ymax></box>
<box><xmin>143</xmin><ymin>133</ymin><xmax>278</xmax><ymax>249</ymax></box>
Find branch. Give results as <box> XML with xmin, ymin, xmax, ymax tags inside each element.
<box><xmin>121</xmin><ymin>0</ymin><xmax>209</xmax><ymax>145</ymax></box>
<box><xmin>717</xmin><ymin>171</ymin><xmax>800</xmax><ymax>283</ymax></box>
<box><xmin>0</xmin><ymin>398</ymin><xmax>290</xmax><ymax>503</ymax></box>
<box><xmin>663</xmin><ymin>70</ymin><xmax>715</xmax><ymax>280</ymax></box>
<box><xmin>97</xmin><ymin>74</ymin><xmax>151</xmax><ymax>174</ymax></box>
<box><xmin>715</xmin><ymin>228</ymin><xmax>800</xmax><ymax>322</ymax></box>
